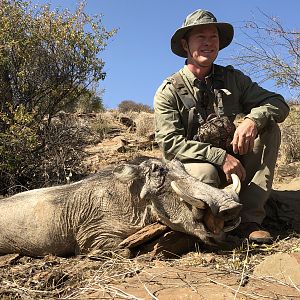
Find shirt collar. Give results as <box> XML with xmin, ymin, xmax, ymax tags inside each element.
<box><xmin>182</xmin><ymin>64</ymin><xmax>215</xmax><ymax>86</ymax></box>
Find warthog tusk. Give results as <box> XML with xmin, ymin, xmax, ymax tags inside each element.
<box><xmin>223</xmin><ymin>216</ymin><xmax>241</xmax><ymax>232</ymax></box>
<box><xmin>171</xmin><ymin>181</ymin><xmax>206</xmax><ymax>209</ymax></box>
<box><xmin>231</xmin><ymin>174</ymin><xmax>241</xmax><ymax>194</ymax></box>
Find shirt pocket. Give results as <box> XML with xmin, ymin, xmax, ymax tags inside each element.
<box><xmin>222</xmin><ymin>93</ymin><xmax>241</xmax><ymax>117</ymax></box>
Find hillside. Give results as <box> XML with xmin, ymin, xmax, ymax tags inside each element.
<box><xmin>0</xmin><ymin>106</ymin><xmax>299</xmax><ymax>299</ymax></box>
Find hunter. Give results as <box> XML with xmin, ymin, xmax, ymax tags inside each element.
<box><xmin>154</xmin><ymin>9</ymin><xmax>290</xmax><ymax>243</ymax></box>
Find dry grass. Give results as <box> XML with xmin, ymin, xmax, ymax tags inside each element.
<box><xmin>278</xmin><ymin>105</ymin><xmax>300</xmax><ymax>164</ymax></box>
<box><xmin>0</xmin><ymin>253</ymin><xmax>152</xmax><ymax>299</ymax></box>
<box><xmin>1</xmin><ymin>234</ymin><xmax>300</xmax><ymax>299</ymax></box>
<box><xmin>0</xmin><ymin>105</ymin><xmax>299</xmax><ymax>299</ymax></box>
<box><xmin>275</xmin><ymin>104</ymin><xmax>300</xmax><ymax>182</ymax></box>
<box><xmin>88</xmin><ymin>112</ymin><xmax>117</xmax><ymax>141</ymax></box>
<box><xmin>134</xmin><ymin>112</ymin><xmax>155</xmax><ymax>137</ymax></box>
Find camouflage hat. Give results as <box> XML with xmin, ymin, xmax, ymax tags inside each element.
<box><xmin>171</xmin><ymin>9</ymin><xmax>234</xmax><ymax>57</ymax></box>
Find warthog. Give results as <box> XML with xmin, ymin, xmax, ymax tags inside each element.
<box><xmin>0</xmin><ymin>158</ymin><xmax>241</xmax><ymax>257</ymax></box>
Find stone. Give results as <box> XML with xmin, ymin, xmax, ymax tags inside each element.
<box><xmin>253</xmin><ymin>252</ymin><xmax>300</xmax><ymax>285</ymax></box>
<box><xmin>119</xmin><ymin>223</ymin><xmax>169</xmax><ymax>248</ymax></box>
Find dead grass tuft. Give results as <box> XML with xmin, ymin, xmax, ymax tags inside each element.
<box><xmin>88</xmin><ymin>112</ymin><xmax>117</xmax><ymax>141</ymax></box>
<box><xmin>0</xmin><ymin>253</ymin><xmax>152</xmax><ymax>299</ymax></box>
<box><xmin>278</xmin><ymin>105</ymin><xmax>300</xmax><ymax>164</ymax></box>
<box><xmin>0</xmin><ymin>234</ymin><xmax>300</xmax><ymax>299</ymax></box>
<box><xmin>134</xmin><ymin>112</ymin><xmax>155</xmax><ymax>137</ymax></box>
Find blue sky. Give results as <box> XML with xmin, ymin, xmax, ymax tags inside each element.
<box><xmin>33</xmin><ymin>0</ymin><xmax>300</xmax><ymax>109</ymax></box>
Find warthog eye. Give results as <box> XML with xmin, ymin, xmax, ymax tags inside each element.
<box><xmin>151</xmin><ymin>164</ymin><xmax>158</xmax><ymax>172</ymax></box>
<box><xmin>151</xmin><ymin>164</ymin><xmax>167</xmax><ymax>176</ymax></box>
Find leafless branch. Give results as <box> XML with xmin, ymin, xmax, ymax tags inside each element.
<box><xmin>229</xmin><ymin>10</ymin><xmax>300</xmax><ymax>98</ymax></box>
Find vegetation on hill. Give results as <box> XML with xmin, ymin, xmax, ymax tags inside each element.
<box><xmin>0</xmin><ymin>0</ymin><xmax>115</xmax><ymax>194</ymax></box>
<box><xmin>118</xmin><ymin>100</ymin><xmax>153</xmax><ymax>113</ymax></box>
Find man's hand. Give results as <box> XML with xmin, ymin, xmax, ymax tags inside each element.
<box><xmin>232</xmin><ymin>118</ymin><xmax>258</xmax><ymax>155</ymax></box>
<box><xmin>221</xmin><ymin>153</ymin><xmax>246</xmax><ymax>182</ymax></box>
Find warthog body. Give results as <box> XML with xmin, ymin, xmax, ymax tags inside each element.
<box><xmin>0</xmin><ymin>158</ymin><xmax>241</xmax><ymax>257</ymax></box>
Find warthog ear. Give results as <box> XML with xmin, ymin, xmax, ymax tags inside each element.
<box><xmin>113</xmin><ymin>164</ymin><xmax>140</xmax><ymax>183</ymax></box>
<box><xmin>139</xmin><ymin>162</ymin><xmax>167</xmax><ymax>199</ymax></box>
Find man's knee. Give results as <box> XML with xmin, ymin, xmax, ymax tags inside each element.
<box><xmin>183</xmin><ymin>162</ymin><xmax>220</xmax><ymax>187</ymax></box>
<box><xmin>251</xmin><ymin>122</ymin><xmax>281</xmax><ymax>157</ymax></box>
<box><xmin>260</xmin><ymin>122</ymin><xmax>281</xmax><ymax>144</ymax></box>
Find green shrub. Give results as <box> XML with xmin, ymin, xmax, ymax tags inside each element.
<box><xmin>0</xmin><ymin>0</ymin><xmax>115</xmax><ymax>121</ymax></box>
<box><xmin>0</xmin><ymin>105</ymin><xmax>40</xmax><ymax>193</ymax></box>
<box><xmin>0</xmin><ymin>0</ymin><xmax>115</xmax><ymax>194</ymax></box>
<box><xmin>118</xmin><ymin>100</ymin><xmax>153</xmax><ymax>113</ymax></box>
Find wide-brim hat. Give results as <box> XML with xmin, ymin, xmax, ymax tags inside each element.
<box><xmin>171</xmin><ymin>9</ymin><xmax>234</xmax><ymax>58</ymax></box>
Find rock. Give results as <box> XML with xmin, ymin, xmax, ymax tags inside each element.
<box><xmin>85</xmin><ymin>136</ymin><xmax>127</xmax><ymax>154</ymax></box>
<box><xmin>202</xmin><ymin>253</ymin><xmax>216</xmax><ymax>264</ymax></box>
<box><xmin>111</xmin><ymin>136</ymin><xmax>128</xmax><ymax>152</ymax></box>
<box><xmin>254</xmin><ymin>252</ymin><xmax>300</xmax><ymax>285</ymax></box>
<box><xmin>147</xmin><ymin>132</ymin><xmax>155</xmax><ymax>141</ymax></box>
<box><xmin>119</xmin><ymin>116</ymin><xmax>136</xmax><ymax>128</ymax></box>
<box><xmin>273</xmin><ymin>176</ymin><xmax>300</xmax><ymax>190</ymax></box>
<box><xmin>119</xmin><ymin>223</ymin><xmax>169</xmax><ymax>248</ymax></box>
<box><xmin>128</xmin><ymin>140</ymin><xmax>158</xmax><ymax>150</ymax></box>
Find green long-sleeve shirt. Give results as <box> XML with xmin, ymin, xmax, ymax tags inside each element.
<box><xmin>154</xmin><ymin>64</ymin><xmax>290</xmax><ymax>166</ymax></box>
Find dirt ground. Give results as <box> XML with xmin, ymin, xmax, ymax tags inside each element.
<box><xmin>1</xmin><ymin>237</ymin><xmax>300</xmax><ymax>299</ymax></box>
<box><xmin>0</xmin><ymin>110</ymin><xmax>300</xmax><ymax>300</ymax></box>
<box><xmin>0</xmin><ymin>165</ymin><xmax>299</xmax><ymax>300</ymax></box>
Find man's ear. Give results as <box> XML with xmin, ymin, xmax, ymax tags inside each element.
<box><xmin>181</xmin><ymin>38</ymin><xmax>188</xmax><ymax>52</ymax></box>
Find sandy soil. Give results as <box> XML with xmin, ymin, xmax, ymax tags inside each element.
<box><xmin>0</xmin><ymin>174</ymin><xmax>299</xmax><ymax>300</ymax></box>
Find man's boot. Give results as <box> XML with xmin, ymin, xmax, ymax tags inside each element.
<box><xmin>232</xmin><ymin>222</ymin><xmax>273</xmax><ymax>244</ymax></box>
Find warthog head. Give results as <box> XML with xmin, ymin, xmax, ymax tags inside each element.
<box><xmin>113</xmin><ymin>158</ymin><xmax>242</xmax><ymax>243</ymax></box>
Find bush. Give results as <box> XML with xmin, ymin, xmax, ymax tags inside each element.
<box><xmin>0</xmin><ymin>105</ymin><xmax>40</xmax><ymax>193</ymax></box>
<box><xmin>118</xmin><ymin>100</ymin><xmax>153</xmax><ymax>113</ymax></box>
<box><xmin>0</xmin><ymin>0</ymin><xmax>115</xmax><ymax>121</ymax></box>
<box><xmin>0</xmin><ymin>0</ymin><xmax>115</xmax><ymax>194</ymax></box>
<box><xmin>0</xmin><ymin>109</ymin><xmax>91</xmax><ymax>195</ymax></box>
<box><xmin>280</xmin><ymin>126</ymin><xmax>300</xmax><ymax>163</ymax></box>
<box><xmin>35</xmin><ymin>114</ymin><xmax>92</xmax><ymax>188</ymax></box>
<box><xmin>68</xmin><ymin>89</ymin><xmax>105</xmax><ymax>113</ymax></box>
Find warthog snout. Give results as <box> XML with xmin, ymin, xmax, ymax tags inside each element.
<box><xmin>218</xmin><ymin>203</ymin><xmax>242</xmax><ymax>221</ymax></box>
<box><xmin>168</xmin><ymin>160</ymin><xmax>243</xmax><ymax>235</ymax></box>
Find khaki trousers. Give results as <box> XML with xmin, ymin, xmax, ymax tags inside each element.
<box><xmin>184</xmin><ymin>122</ymin><xmax>281</xmax><ymax>224</ymax></box>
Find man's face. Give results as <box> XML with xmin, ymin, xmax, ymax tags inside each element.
<box><xmin>182</xmin><ymin>24</ymin><xmax>219</xmax><ymax>67</ymax></box>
